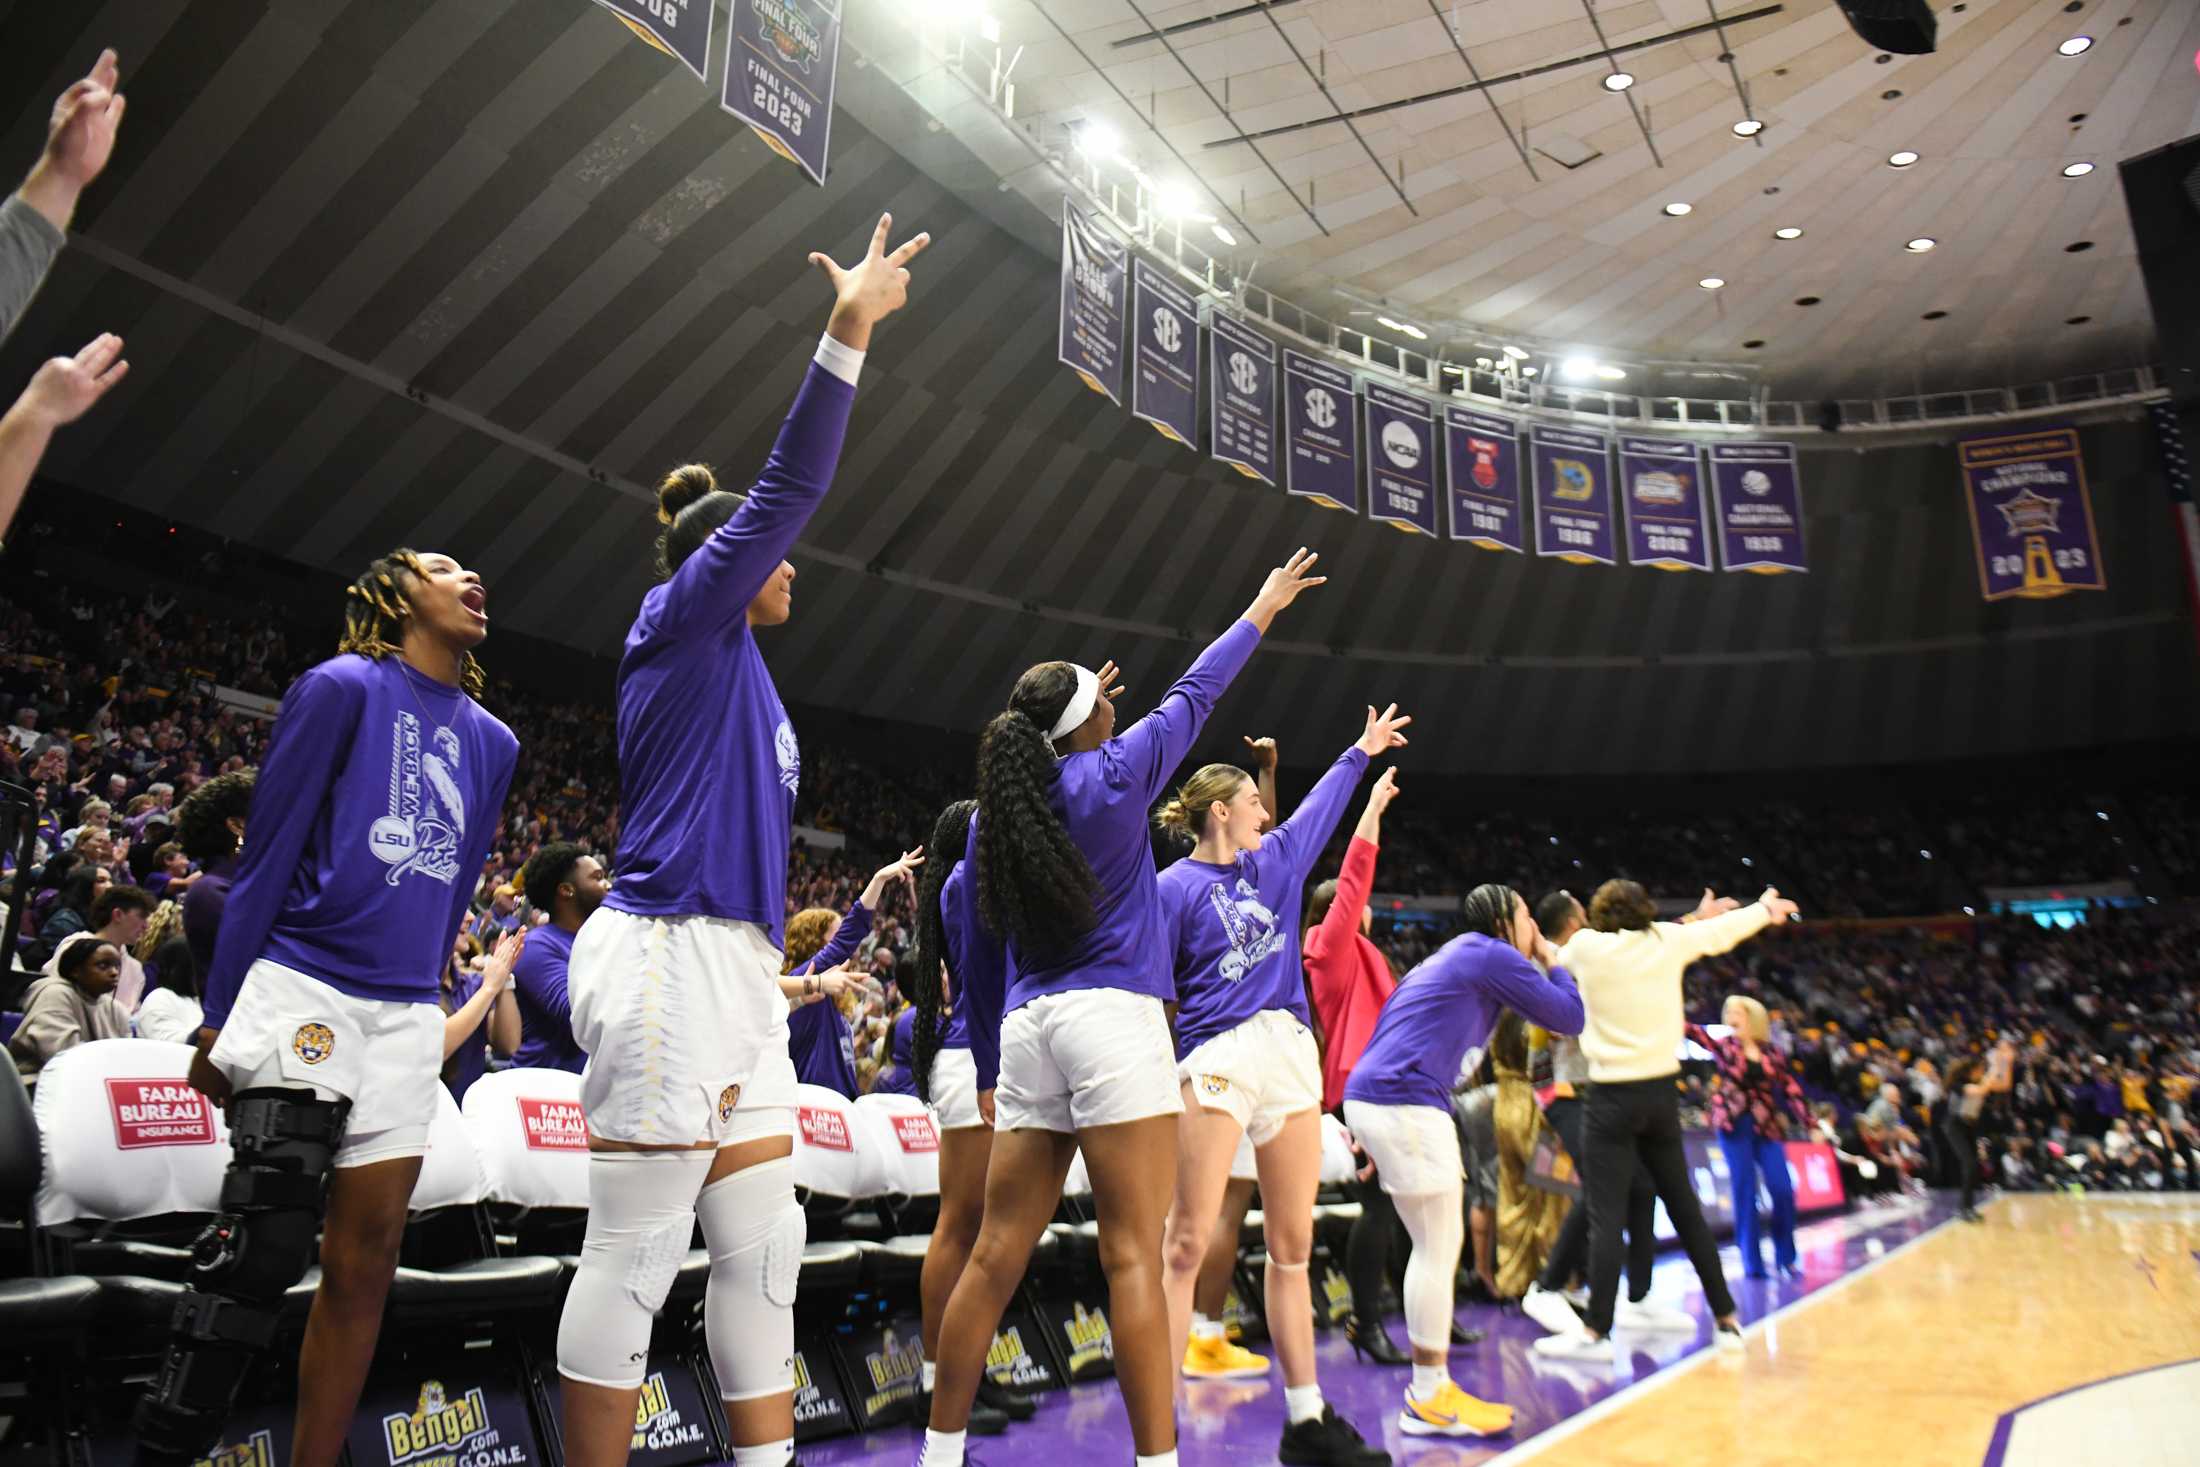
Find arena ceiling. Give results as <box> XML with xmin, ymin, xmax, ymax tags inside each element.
<box><xmin>1</xmin><ymin>0</ymin><xmax>2193</xmax><ymax>774</ymax></box>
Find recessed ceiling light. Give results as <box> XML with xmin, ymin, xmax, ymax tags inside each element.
<box><xmin>1773</xmin><ymin>226</ymin><xmax>1804</xmax><ymax>240</ymax></box>
<box><xmin>2066</xmin><ymin>315</ymin><xmax>2092</xmax><ymax>325</ymax></box>
<box><xmin>1882</xmin><ymin>89</ymin><xmax>1903</xmax><ymax>100</ymax></box>
<box><xmin>1376</xmin><ymin>316</ymin><xmax>1403</xmax><ymax>331</ymax></box>
<box><xmin>1794</xmin><ymin>296</ymin><xmax>1822</xmax><ymax>306</ymax></box>
<box><xmin>1596</xmin><ymin>365</ymin><xmax>1628</xmax><ymax>381</ymax></box>
<box><xmin>1604</xmin><ymin>72</ymin><xmax>1635</xmax><ymax>92</ymax></box>
<box><xmin>1742</xmin><ymin>339</ymin><xmax>1765</xmax><ymax>348</ymax></box>
<box><xmin>1888</xmin><ymin>150</ymin><xmax>1920</xmax><ymax>167</ymax></box>
<box><xmin>2062</xmin><ymin>161</ymin><xmax>2095</xmax><ymax>177</ymax></box>
<box><xmin>2065</xmin><ymin>240</ymin><xmax>2094</xmax><ymax>252</ymax></box>
<box><xmin>1698</xmin><ymin>277</ymin><xmax>1726</xmax><ymax>289</ymax></box>
<box><xmin>1074</xmin><ymin>120</ymin><xmax>1122</xmax><ymax>160</ymax></box>
<box><xmin>1561</xmin><ymin>356</ymin><xmax>1595</xmax><ymax>380</ymax></box>
<box><xmin>1211</xmin><ymin>223</ymin><xmax>1237</xmax><ymax>246</ymax></box>
<box><xmin>1502</xmin><ymin>345</ymin><xmax>1530</xmax><ymax>361</ymax></box>
<box><xmin>1663</xmin><ymin>201</ymin><xmax>1693</xmax><ymax>216</ymax></box>
<box><xmin>2058</xmin><ymin>36</ymin><xmax>2093</xmax><ymax>56</ymax></box>
<box><xmin>1906</xmin><ymin>236</ymin><xmax>1937</xmax><ymax>252</ymax></box>
<box><xmin>1398</xmin><ymin>322</ymin><xmax>1428</xmax><ymax>341</ymax></box>
<box><xmin>1521</xmin><ymin>366</ymin><xmax>1539</xmax><ymax>376</ymax></box>
<box><xmin>1922</xmin><ymin>309</ymin><xmax>1948</xmax><ymax>320</ymax></box>
<box><xmin>1732</xmin><ymin>119</ymin><xmax>1765</xmax><ymax>137</ymax></box>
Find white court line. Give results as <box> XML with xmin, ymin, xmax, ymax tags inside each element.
<box><xmin>1477</xmin><ymin>1199</ymin><xmax>1954</xmax><ymax>1467</ymax></box>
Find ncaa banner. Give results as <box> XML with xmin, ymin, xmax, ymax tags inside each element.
<box><xmin>591</xmin><ymin>0</ymin><xmax>714</xmax><ymax>82</ymax></box>
<box><xmin>1709</xmin><ymin>441</ymin><xmax>1807</xmax><ymax>574</ymax></box>
<box><xmin>1058</xmin><ymin>202</ymin><xmax>1126</xmax><ymax>404</ymax></box>
<box><xmin>1618</xmin><ymin>436</ymin><xmax>1713</xmax><ymax>571</ymax></box>
<box><xmin>723</xmin><ymin>0</ymin><xmax>841</xmax><ymax>185</ymax></box>
<box><xmin>1445</xmin><ymin>406</ymin><xmax>1524</xmax><ymax>552</ymax></box>
<box><xmin>1283</xmin><ymin>348</ymin><xmax>1358</xmax><ymax>513</ymax></box>
<box><xmin>1209</xmin><ymin>311</ymin><xmax>1277</xmax><ymax>485</ymax></box>
<box><xmin>1362</xmin><ymin>382</ymin><xmax>1436</xmax><ymax>535</ymax></box>
<box><xmin>1530</xmin><ymin>424</ymin><xmax>1614</xmax><ymax>565</ymax></box>
<box><xmin>1959</xmin><ymin>426</ymin><xmax>2106</xmax><ymax>600</ymax></box>
<box><xmin>1130</xmin><ymin>258</ymin><xmax>1198</xmax><ymax>448</ymax></box>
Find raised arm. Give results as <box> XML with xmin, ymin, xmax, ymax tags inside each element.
<box><xmin>1268</xmin><ymin>705</ymin><xmax>1408</xmax><ymax>880</ymax></box>
<box><xmin>6</xmin><ymin>49</ymin><xmax>124</xmax><ymax>341</ymax></box>
<box><xmin>1485</xmin><ymin>941</ymin><xmax>1586</xmax><ymax>1038</ymax></box>
<box><xmin>798</xmin><ymin>900</ymin><xmax>876</xmax><ymax>977</ymax></box>
<box><xmin>0</xmin><ymin>334</ymin><xmax>129</xmax><ymax>540</ymax></box>
<box><xmin>1665</xmin><ymin>888</ymin><xmax>1796</xmax><ymax>964</ymax></box>
<box><xmin>1243</xmin><ymin>736</ymin><xmax>1279</xmax><ymax>831</ymax></box>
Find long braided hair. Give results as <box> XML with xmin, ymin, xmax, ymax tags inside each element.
<box><xmin>911</xmin><ymin>799</ymin><xmax>976</xmax><ymax>1103</ymax></box>
<box><xmin>974</xmin><ymin>662</ymin><xmax>1099</xmax><ymax>958</ymax></box>
<box><xmin>1461</xmin><ymin>882</ymin><xmax>1523</xmax><ymax>950</ymax></box>
<box><xmin>337</xmin><ymin>549</ymin><xmax>486</xmax><ymax>698</ymax></box>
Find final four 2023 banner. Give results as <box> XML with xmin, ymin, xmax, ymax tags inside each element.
<box><xmin>722</xmin><ymin>0</ymin><xmax>842</xmax><ymax>185</ymax></box>
<box><xmin>592</xmin><ymin>0</ymin><xmax>714</xmax><ymax>82</ymax></box>
<box><xmin>1959</xmin><ymin>426</ymin><xmax>2106</xmax><ymax>600</ymax></box>
<box><xmin>1058</xmin><ymin>203</ymin><xmax>1127</xmax><ymax>404</ymax></box>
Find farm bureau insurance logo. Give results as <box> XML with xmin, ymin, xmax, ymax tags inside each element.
<box><xmin>630</xmin><ymin>1373</ymin><xmax>706</xmax><ymax>1454</ymax></box>
<box><xmin>799</xmin><ymin>1105</ymin><xmax>853</xmax><ymax>1151</ymax></box>
<box><xmin>890</xmin><ymin>1113</ymin><xmax>939</xmax><ymax>1153</ymax></box>
<box><xmin>380</xmin><ymin>1380</ymin><xmax>515</xmax><ymax>1467</ymax></box>
<box><xmin>516</xmin><ymin>1097</ymin><xmax>589</xmax><ymax>1152</ymax></box>
<box><xmin>754</xmin><ymin>0</ymin><xmax>822</xmax><ymax>72</ymax></box>
<box><xmin>108</xmin><ymin>1078</ymin><xmax>217</xmax><ymax>1150</ymax></box>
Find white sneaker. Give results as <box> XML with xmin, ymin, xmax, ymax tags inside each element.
<box><xmin>1614</xmin><ymin>1298</ymin><xmax>1697</xmax><ymax>1333</ymax></box>
<box><xmin>1562</xmin><ymin>1285</ymin><xmax>1588</xmax><ymax>1310</ymax></box>
<box><xmin>1521</xmin><ymin>1284</ymin><xmax>1581</xmax><ymax>1337</ymax></box>
<box><xmin>1531</xmin><ymin>1329</ymin><xmax>1614</xmax><ymax>1363</ymax></box>
<box><xmin>1715</xmin><ymin>1322</ymin><xmax>1746</xmax><ymax>1354</ymax></box>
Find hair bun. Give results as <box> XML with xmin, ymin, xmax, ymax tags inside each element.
<box><xmin>657</xmin><ymin>464</ymin><xmax>718</xmax><ymax>525</ymax></box>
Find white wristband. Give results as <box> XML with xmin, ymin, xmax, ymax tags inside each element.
<box><xmin>814</xmin><ymin>332</ymin><xmax>865</xmax><ymax>386</ymax></box>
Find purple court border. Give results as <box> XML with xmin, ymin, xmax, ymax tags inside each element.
<box><xmin>1977</xmin><ymin>1356</ymin><xmax>2200</xmax><ymax>1467</ymax></box>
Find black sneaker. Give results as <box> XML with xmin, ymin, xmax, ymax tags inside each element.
<box><xmin>1279</xmin><ymin>1406</ymin><xmax>1391</xmax><ymax>1467</ymax></box>
<box><xmin>906</xmin><ymin>1388</ymin><xmax>1009</xmax><ymax>1436</ymax></box>
<box><xmin>975</xmin><ymin>1372</ymin><xmax>1037</xmax><ymax>1421</ymax></box>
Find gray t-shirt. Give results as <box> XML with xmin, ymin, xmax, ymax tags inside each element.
<box><xmin>0</xmin><ymin>194</ymin><xmax>64</xmax><ymax>345</ymax></box>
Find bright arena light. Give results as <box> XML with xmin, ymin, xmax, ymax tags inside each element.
<box><xmin>1733</xmin><ymin>118</ymin><xmax>1765</xmax><ymax>137</ymax></box>
<box><xmin>1603</xmin><ymin>72</ymin><xmax>1635</xmax><ymax>92</ymax></box>
<box><xmin>1210</xmin><ymin>223</ymin><xmax>1237</xmax><ymax>246</ymax></box>
<box><xmin>1561</xmin><ymin>356</ymin><xmax>1595</xmax><ymax>380</ymax></box>
<box><xmin>1474</xmin><ymin>356</ymin><xmax>1494</xmax><ymax>369</ymax></box>
<box><xmin>1152</xmin><ymin>180</ymin><xmax>1196</xmax><ymax>218</ymax></box>
<box><xmin>1596</xmin><ymin>364</ymin><xmax>1627</xmax><ymax>381</ymax></box>
<box><xmin>1888</xmin><ymin>150</ymin><xmax>1919</xmax><ymax>167</ymax></box>
<box><xmin>2061</xmin><ymin>161</ymin><xmax>2095</xmax><ymax>177</ymax></box>
<box><xmin>1074</xmin><ymin>120</ymin><xmax>1121</xmax><ymax>160</ymax></box>
<box><xmin>1773</xmin><ymin>226</ymin><xmax>1804</xmax><ymax>240</ymax></box>
<box><xmin>1699</xmin><ymin>277</ymin><xmax>1726</xmax><ymax>289</ymax></box>
<box><xmin>1399</xmin><ymin>322</ymin><xmax>1428</xmax><ymax>341</ymax></box>
<box><xmin>1502</xmin><ymin>345</ymin><xmax>1530</xmax><ymax>360</ymax></box>
<box><xmin>2057</xmin><ymin>36</ymin><xmax>2093</xmax><ymax>57</ymax></box>
<box><xmin>1663</xmin><ymin>201</ymin><xmax>1693</xmax><ymax>216</ymax></box>
<box><xmin>1906</xmin><ymin>236</ymin><xmax>1937</xmax><ymax>252</ymax></box>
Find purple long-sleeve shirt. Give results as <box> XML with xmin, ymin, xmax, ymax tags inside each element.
<box><xmin>1344</xmin><ymin>933</ymin><xmax>1584</xmax><ymax>1112</ymax></box>
<box><xmin>1160</xmin><ymin>744</ymin><xmax>1369</xmax><ymax>1059</ymax></box>
<box><xmin>510</xmin><ymin>922</ymin><xmax>584</xmax><ymax>1072</ymax></box>
<box><xmin>203</xmin><ymin>655</ymin><xmax>519</xmax><ymax>1028</ymax></box>
<box><xmin>786</xmin><ymin>900</ymin><xmax>871</xmax><ymax>1096</ymax></box>
<box><xmin>606</xmin><ymin>356</ymin><xmax>857</xmax><ymax>947</ymax></box>
<box><xmin>940</xmin><ymin>852</ymin><xmax>999</xmax><ymax>1087</ymax></box>
<box><xmin>873</xmin><ymin>1007</ymin><xmax>920</xmax><ymax>1097</ymax></box>
<box><xmin>181</xmin><ymin>856</ymin><xmax>237</xmax><ymax>979</ymax></box>
<box><xmin>999</xmin><ymin>619</ymin><xmax>1263</xmax><ymax>1015</ymax></box>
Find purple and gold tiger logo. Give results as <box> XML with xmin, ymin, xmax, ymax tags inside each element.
<box><xmin>292</xmin><ymin>1023</ymin><xmax>335</xmax><ymax>1066</ymax></box>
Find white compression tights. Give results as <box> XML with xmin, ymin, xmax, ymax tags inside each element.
<box><xmin>559</xmin><ymin>1150</ymin><xmax>713</xmax><ymax>1388</ymax></box>
<box><xmin>1392</xmin><ymin>1186</ymin><xmax>1466</xmax><ymax>1353</ymax></box>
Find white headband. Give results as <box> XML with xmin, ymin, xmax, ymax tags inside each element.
<box><xmin>1047</xmin><ymin>664</ymin><xmax>1101</xmax><ymax>742</ymax></box>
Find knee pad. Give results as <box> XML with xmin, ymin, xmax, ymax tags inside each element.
<box><xmin>134</xmin><ymin>1089</ymin><xmax>347</xmax><ymax>1459</ymax></box>
<box><xmin>558</xmin><ymin>1151</ymin><xmax>710</xmax><ymax>1389</ymax></box>
<box><xmin>698</xmin><ymin>1155</ymin><xmax>804</xmax><ymax>1400</ymax></box>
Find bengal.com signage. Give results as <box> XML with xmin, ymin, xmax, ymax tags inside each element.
<box><xmin>516</xmin><ymin>1097</ymin><xmax>589</xmax><ymax>1152</ymax></box>
<box><xmin>198</xmin><ymin>1429</ymin><xmax>275</xmax><ymax>1467</ymax></box>
<box><xmin>376</xmin><ymin>1380</ymin><xmax>527</xmax><ymax>1467</ymax></box>
<box><xmin>630</xmin><ymin>1372</ymin><xmax>709</xmax><ymax>1456</ymax></box>
<box><xmin>107</xmin><ymin>1078</ymin><xmax>217</xmax><ymax>1149</ymax></box>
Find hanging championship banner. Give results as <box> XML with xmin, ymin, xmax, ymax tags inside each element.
<box><xmin>1959</xmin><ymin>426</ymin><xmax>2107</xmax><ymax>600</ymax></box>
<box><xmin>1530</xmin><ymin>424</ymin><xmax>1614</xmax><ymax>564</ymax></box>
<box><xmin>1709</xmin><ymin>441</ymin><xmax>1808</xmax><ymax>574</ymax></box>
<box><xmin>1130</xmin><ymin>258</ymin><xmax>1198</xmax><ymax>448</ymax></box>
<box><xmin>1283</xmin><ymin>349</ymin><xmax>1358</xmax><ymax>513</ymax></box>
<box><xmin>1445</xmin><ymin>406</ymin><xmax>1524</xmax><ymax>552</ymax></box>
<box><xmin>1209</xmin><ymin>311</ymin><xmax>1277</xmax><ymax>485</ymax></box>
<box><xmin>1057</xmin><ymin>202</ymin><xmax>1126</xmax><ymax>404</ymax></box>
<box><xmin>722</xmin><ymin>0</ymin><xmax>841</xmax><ymax>185</ymax></box>
<box><xmin>1363</xmin><ymin>382</ymin><xmax>1436</xmax><ymax>535</ymax></box>
<box><xmin>1619</xmin><ymin>437</ymin><xmax>1713</xmax><ymax>571</ymax></box>
<box><xmin>591</xmin><ymin>0</ymin><xmax>714</xmax><ymax>82</ymax></box>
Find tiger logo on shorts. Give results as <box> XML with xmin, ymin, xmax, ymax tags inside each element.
<box><xmin>292</xmin><ymin>1023</ymin><xmax>336</xmax><ymax>1065</ymax></box>
<box><xmin>717</xmin><ymin>1084</ymin><xmax>741</xmax><ymax>1123</ymax></box>
<box><xmin>1200</xmin><ymin>1075</ymin><xmax>1230</xmax><ymax>1097</ymax></box>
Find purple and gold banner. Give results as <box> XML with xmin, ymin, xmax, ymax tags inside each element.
<box><xmin>1960</xmin><ymin>426</ymin><xmax>2106</xmax><ymax>600</ymax></box>
<box><xmin>1283</xmin><ymin>348</ymin><xmax>1358</xmax><ymax>513</ymax></box>
<box><xmin>722</xmin><ymin>0</ymin><xmax>841</xmax><ymax>185</ymax></box>
<box><xmin>1209</xmin><ymin>311</ymin><xmax>1276</xmax><ymax>485</ymax></box>
<box><xmin>1130</xmin><ymin>258</ymin><xmax>1198</xmax><ymax>448</ymax></box>
<box><xmin>1709</xmin><ymin>441</ymin><xmax>1807</xmax><ymax>574</ymax></box>
<box><xmin>1363</xmin><ymin>382</ymin><xmax>1436</xmax><ymax>535</ymax></box>
<box><xmin>1445</xmin><ymin>406</ymin><xmax>1524</xmax><ymax>552</ymax></box>
<box><xmin>1619</xmin><ymin>437</ymin><xmax>1712</xmax><ymax>571</ymax></box>
<box><xmin>592</xmin><ymin>0</ymin><xmax>714</xmax><ymax>82</ymax></box>
<box><xmin>1057</xmin><ymin>202</ymin><xmax>1126</xmax><ymax>404</ymax></box>
<box><xmin>1531</xmin><ymin>424</ymin><xmax>1613</xmax><ymax>565</ymax></box>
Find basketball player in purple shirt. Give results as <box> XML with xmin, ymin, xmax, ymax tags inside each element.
<box><xmin>1153</xmin><ymin>709</ymin><xmax>1410</xmax><ymax>1467</ymax></box>
<box><xmin>137</xmin><ymin>552</ymin><xmax>518</xmax><ymax>1467</ymax></box>
<box><xmin>553</xmin><ymin>213</ymin><xmax>929</xmax><ymax>1467</ymax></box>
<box><xmin>920</xmin><ymin>548</ymin><xmax>1327</xmax><ymax>1467</ymax></box>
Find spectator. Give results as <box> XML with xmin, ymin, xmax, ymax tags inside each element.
<box><xmin>86</xmin><ymin>882</ymin><xmax>154</xmax><ymax>1014</ymax></box>
<box><xmin>6</xmin><ymin>706</ymin><xmax>39</xmax><ymax>751</ymax></box>
<box><xmin>10</xmin><ymin>931</ymin><xmax>127</xmax><ymax>1079</ymax></box>
<box><xmin>174</xmin><ymin>767</ymin><xmax>252</xmax><ymax>976</ymax></box>
<box><xmin>509</xmin><ymin>843</ymin><xmax>605</xmax><ymax>1073</ymax></box>
<box><xmin>33</xmin><ymin>863</ymin><xmax>108</xmax><ymax>961</ymax></box>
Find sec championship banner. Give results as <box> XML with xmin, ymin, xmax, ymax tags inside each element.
<box><xmin>723</xmin><ymin>0</ymin><xmax>841</xmax><ymax>185</ymax></box>
<box><xmin>1058</xmin><ymin>203</ymin><xmax>1126</xmax><ymax>404</ymax></box>
<box><xmin>592</xmin><ymin>0</ymin><xmax>714</xmax><ymax>81</ymax></box>
<box><xmin>1619</xmin><ymin>437</ymin><xmax>1712</xmax><ymax>571</ymax></box>
<box><xmin>1130</xmin><ymin>258</ymin><xmax>1198</xmax><ymax>447</ymax></box>
<box><xmin>1709</xmin><ymin>441</ymin><xmax>1807</xmax><ymax>573</ymax></box>
<box><xmin>1531</xmin><ymin>424</ymin><xmax>1613</xmax><ymax>564</ymax></box>
<box><xmin>1959</xmin><ymin>426</ymin><xmax>2106</xmax><ymax>600</ymax></box>
<box><xmin>1283</xmin><ymin>348</ymin><xmax>1358</xmax><ymax>512</ymax></box>
<box><xmin>1363</xmin><ymin>382</ymin><xmax>1436</xmax><ymax>535</ymax></box>
<box><xmin>1209</xmin><ymin>312</ymin><xmax>1276</xmax><ymax>485</ymax></box>
<box><xmin>1445</xmin><ymin>406</ymin><xmax>1524</xmax><ymax>551</ymax></box>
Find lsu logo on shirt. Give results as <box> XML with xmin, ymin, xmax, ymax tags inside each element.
<box><xmin>775</xmin><ymin>719</ymin><xmax>800</xmax><ymax>795</ymax></box>
<box><xmin>717</xmin><ymin>1085</ymin><xmax>741</xmax><ymax>1123</ymax></box>
<box><xmin>369</xmin><ymin>713</ymin><xmax>465</xmax><ymax>889</ymax></box>
<box><xmin>1199</xmin><ymin>1075</ymin><xmax>1231</xmax><ymax>1097</ymax></box>
<box><xmin>292</xmin><ymin>1023</ymin><xmax>335</xmax><ymax>1065</ymax></box>
<box><xmin>1207</xmin><ymin>877</ymin><xmax>1282</xmax><ymax>983</ymax></box>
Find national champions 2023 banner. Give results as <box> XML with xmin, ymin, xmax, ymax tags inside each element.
<box><xmin>591</xmin><ymin>0</ymin><xmax>714</xmax><ymax>81</ymax></box>
<box><xmin>1208</xmin><ymin>311</ymin><xmax>1277</xmax><ymax>486</ymax></box>
<box><xmin>1283</xmin><ymin>348</ymin><xmax>1358</xmax><ymax>512</ymax></box>
<box><xmin>1445</xmin><ymin>406</ymin><xmax>1523</xmax><ymax>552</ymax></box>
<box><xmin>1130</xmin><ymin>258</ymin><xmax>1198</xmax><ymax>448</ymax></box>
<box><xmin>1708</xmin><ymin>441</ymin><xmax>1807</xmax><ymax>573</ymax></box>
<box><xmin>1531</xmin><ymin>423</ymin><xmax>1613</xmax><ymax>564</ymax></box>
<box><xmin>722</xmin><ymin>0</ymin><xmax>841</xmax><ymax>185</ymax></box>
<box><xmin>1618</xmin><ymin>437</ymin><xmax>1712</xmax><ymax>571</ymax></box>
<box><xmin>1363</xmin><ymin>382</ymin><xmax>1436</xmax><ymax>535</ymax></box>
<box><xmin>1058</xmin><ymin>202</ymin><xmax>1127</xmax><ymax>404</ymax></box>
<box><xmin>1958</xmin><ymin>426</ymin><xmax>2106</xmax><ymax>600</ymax></box>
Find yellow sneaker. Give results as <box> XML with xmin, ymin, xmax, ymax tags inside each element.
<box><xmin>1397</xmin><ymin>1380</ymin><xmax>1514</xmax><ymax>1438</ymax></box>
<box><xmin>1182</xmin><ymin>1332</ymin><xmax>1271</xmax><ymax>1379</ymax></box>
